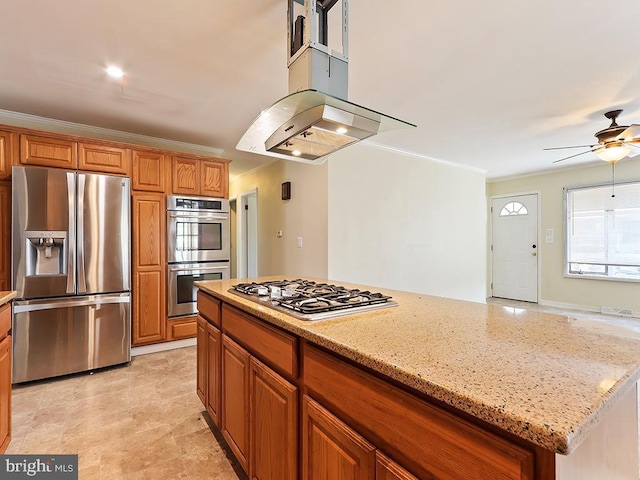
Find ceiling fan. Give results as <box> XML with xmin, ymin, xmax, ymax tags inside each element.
<box><xmin>545</xmin><ymin>109</ymin><xmax>640</xmax><ymax>164</ymax></box>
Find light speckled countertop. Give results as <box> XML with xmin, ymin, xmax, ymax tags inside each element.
<box><xmin>196</xmin><ymin>277</ymin><xmax>640</xmax><ymax>455</ymax></box>
<box><xmin>0</xmin><ymin>291</ymin><xmax>16</xmax><ymax>306</ymax></box>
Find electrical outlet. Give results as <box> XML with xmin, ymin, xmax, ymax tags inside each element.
<box><xmin>296</xmin><ymin>236</ymin><xmax>303</xmax><ymax>248</ymax></box>
<box><xmin>277</xmin><ymin>230</ymin><xmax>283</xmax><ymax>238</ymax></box>
<box><xmin>545</xmin><ymin>228</ymin><xmax>554</xmax><ymax>243</ymax></box>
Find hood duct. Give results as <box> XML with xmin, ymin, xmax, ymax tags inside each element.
<box><xmin>236</xmin><ymin>0</ymin><xmax>415</xmax><ymax>165</ymax></box>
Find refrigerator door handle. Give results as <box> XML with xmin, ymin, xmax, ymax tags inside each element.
<box><xmin>13</xmin><ymin>294</ymin><xmax>130</xmax><ymax>313</ymax></box>
<box><xmin>66</xmin><ymin>172</ymin><xmax>76</xmax><ymax>294</ymax></box>
<box><xmin>77</xmin><ymin>174</ymin><xmax>86</xmax><ymax>293</ymax></box>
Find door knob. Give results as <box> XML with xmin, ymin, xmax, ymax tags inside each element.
<box><xmin>532</xmin><ymin>252</ymin><xmax>537</xmax><ymax>256</ymax></box>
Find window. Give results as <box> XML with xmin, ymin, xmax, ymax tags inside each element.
<box><xmin>565</xmin><ymin>181</ymin><xmax>640</xmax><ymax>281</ymax></box>
<box><xmin>500</xmin><ymin>201</ymin><xmax>528</xmax><ymax>216</ymax></box>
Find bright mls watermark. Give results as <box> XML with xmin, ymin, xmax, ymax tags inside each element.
<box><xmin>0</xmin><ymin>455</ymin><xmax>77</xmax><ymax>479</ymax></box>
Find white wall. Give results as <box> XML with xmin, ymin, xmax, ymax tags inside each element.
<box><xmin>327</xmin><ymin>144</ymin><xmax>488</xmax><ymax>303</ymax></box>
<box><xmin>230</xmin><ymin>159</ymin><xmax>328</xmax><ymax>279</ymax></box>
<box><xmin>488</xmin><ymin>159</ymin><xmax>640</xmax><ymax>314</ymax></box>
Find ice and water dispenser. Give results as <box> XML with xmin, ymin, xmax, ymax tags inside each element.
<box><xmin>25</xmin><ymin>231</ymin><xmax>67</xmax><ymax>276</ymax></box>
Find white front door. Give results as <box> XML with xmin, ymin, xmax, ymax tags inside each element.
<box><xmin>491</xmin><ymin>194</ymin><xmax>538</xmax><ymax>302</ymax></box>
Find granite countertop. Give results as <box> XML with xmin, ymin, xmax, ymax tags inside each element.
<box><xmin>196</xmin><ymin>277</ymin><xmax>640</xmax><ymax>455</ymax></box>
<box><xmin>0</xmin><ymin>291</ymin><xmax>16</xmax><ymax>306</ymax></box>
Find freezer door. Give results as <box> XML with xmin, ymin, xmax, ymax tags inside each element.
<box><xmin>78</xmin><ymin>173</ymin><xmax>131</xmax><ymax>294</ymax></box>
<box><xmin>12</xmin><ymin>294</ymin><xmax>131</xmax><ymax>383</ymax></box>
<box><xmin>12</xmin><ymin>166</ymin><xmax>76</xmax><ymax>299</ymax></box>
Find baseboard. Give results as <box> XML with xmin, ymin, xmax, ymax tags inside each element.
<box><xmin>538</xmin><ymin>299</ymin><xmax>601</xmax><ymax>313</ymax></box>
<box><xmin>539</xmin><ymin>300</ymin><xmax>639</xmax><ymax>318</ymax></box>
<box><xmin>131</xmin><ymin>337</ymin><xmax>196</xmax><ymax>357</ymax></box>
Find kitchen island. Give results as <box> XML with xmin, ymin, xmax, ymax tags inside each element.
<box><xmin>196</xmin><ymin>278</ymin><xmax>640</xmax><ymax>479</ymax></box>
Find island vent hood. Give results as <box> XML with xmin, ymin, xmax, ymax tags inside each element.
<box><xmin>236</xmin><ymin>0</ymin><xmax>415</xmax><ymax>165</ymax></box>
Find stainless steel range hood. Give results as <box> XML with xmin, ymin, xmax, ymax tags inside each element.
<box><xmin>236</xmin><ymin>0</ymin><xmax>415</xmax><ymax>165</ymax></box>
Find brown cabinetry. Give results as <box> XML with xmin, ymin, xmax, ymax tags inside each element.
<box><xmin>221</xmin><ymin>334</ymin><xmax>250</xmax><ymax>473</ymax></box>
<box><xmin>302</xmin><ymin>395</ymin><xmax>375</xmax><ymax>480</ymax></box>
<box><xmin>196</xmin><ymin>314</ymin><xmax>222</xmax><ymax>427</ymax></box>
<box><xmin>171</xmin><ymin>156</ymin><xmax>229</xmax><ymax>198</ymax></box>
<box><xmin>376</xmin><ymin>452</ymin><xmax>418</xmax><ymax>480</ymax></box>
<box><xmin>250</xmin><ymin>356</ymin><xmax>297</xmax><ymax>480</ymax></box>
<box><xmin>20</xmin><ymin>134</ymin><xmax>77</xmax><ymax>169</ymax></box>
<box><xmin>132</xmin><ymin>149</ymin><xmax>167</xmax><ymax>192</ymax></box>
<box><xmin>304</xmin><ymin>344</ymin><xmax>536</xmax><ymax>480</ymax></box>
<box><xmin>0</xmin><ymin>303</ymin><xmax>12</xmax><ymax>453</ymax></box>
<box><xmin>79</xmin><ymin>142</ymin><xmax>130</xmax><ymax>175</ymax></box>
<box><xmin>0</xmin><ymin>130</ymin><xmax>16</xmax><ymax>180</ymax></box>
<box><xmin>0</xmin><ymin>184</ymin><xmax>10</xmax><ymax>291</ymax></box>
<box><xmin>132</xmin><ymin>194</ymin><xmax>166</xmax><ymax>345</ymax></box>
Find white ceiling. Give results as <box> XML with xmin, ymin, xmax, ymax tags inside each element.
<box><xmin>2</xmin><ymin>0</ymin><xmax>640</xmax><ymax>179</ymax></box>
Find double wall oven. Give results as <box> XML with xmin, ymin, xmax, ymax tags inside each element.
<box><xmin>167</xmin><ymin>195</ymin><xmax>230</xmax><ymax>318</ymax></box>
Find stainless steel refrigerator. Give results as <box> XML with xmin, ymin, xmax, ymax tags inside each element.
<box><xmin>11</xmin><ymin>166</ymin><xmax>131</xmax><ymax>383</ymax></box>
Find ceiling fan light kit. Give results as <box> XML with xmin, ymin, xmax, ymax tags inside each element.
<box><xmin>594</xmin><ymin>142</ymin><xmax>632</xmax><ymax>163</ymax></box>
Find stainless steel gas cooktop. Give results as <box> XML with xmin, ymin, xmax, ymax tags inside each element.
<box><xmin>229</xmin><ymin>279</ymin><xmax>398</xmax><ymax>321</ymax></box>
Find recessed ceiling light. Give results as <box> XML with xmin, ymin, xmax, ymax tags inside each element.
<box><xmin>336</xmin><ymin>127</ymin><xmax>348</xmax><ymax>134</ymax></box>
<box><xmin>292</xmin><ymin>150</ymin><xmax>302</xmax><ymax>157</ymax></box>
<box><xmin>106</xmin><ymin>66</ymin><xmax>124</xmax><ymax>78</ymax></box>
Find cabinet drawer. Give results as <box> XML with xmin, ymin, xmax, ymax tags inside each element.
<box><xmin>222</xmin><ymin>304</ymin><xmax>298</xmax><ymax>379</ymax></box>
<box><xmin>0</xmin><ymin>303</ymin><xmax>10</xmax><ymax>340</ymax></box>
<box><xmin>304</xmin><ymin>345</ymin><xmax>535</xmax><ymax>480</ymax></box>
<box><xmin>197</xmin><ymin>291</ymin><xmax>221</xmax><ymax>327</ymax></box>
<box><xmin>168</xmin><ymin>318</ymin><xmax>197</xmax><ymax>340</ymax></box>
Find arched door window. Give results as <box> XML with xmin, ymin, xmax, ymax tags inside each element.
<box><xmin>500</xmin><ymin>201</ymin><xmax>528</xmax><ymax>216</ymax></box>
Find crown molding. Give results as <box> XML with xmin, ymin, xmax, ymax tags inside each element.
<box><xmin>0</xmin><ymin>109</ymin><xmax>224</xmax><ymax>157</ymax></box>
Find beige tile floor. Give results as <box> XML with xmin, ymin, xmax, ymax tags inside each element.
<box><xmin>7</xmin><ymin>346</ymin><xmax>242</xmax><ymax>479</ymax></box>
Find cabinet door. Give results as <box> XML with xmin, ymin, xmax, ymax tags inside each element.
<box><xmin>201</xmin><ymin>160</ymin><xmax>228</xmax><ymax>198</ymax></box>
<box><xmin>302</xmin><ymin>395</ymin><xmax>375</xmax><ymax>480</ymax></box>
<box><xmin>222</xmin><ymin>335</ymin><xmax>250</xmax><ymax>474</ymax></box>
<box><xmin>196</xmin><ymin>315</ymin><xmax>208</xmax><ymax>406</ymax></box>
<box><xmin>0</xmin><ymin>184</ymin><xmax>9</xmax><ymax>291</ymax></box>
<box><xmin>206</xmin><ymin>322</ymin><xmax>222</xmax><ymax>427</ymax></box>
<box><xmin>250</xmin><ymin>357</ymin><xmax>297</xmax><ymax>480</ymax></box>
<box><xmin>20</xmin><ymin>134</ymin><xmax>77</xmax><ymax>169</ymax></box>
<box><xmin>0</xmin><ymin>130</ymin><xmax>16</xmax><ymax>180</ymax></box>
<box><xmin>376</xmin><ymin>452</ymin><xmax>418</xmax><ymax>480</ymax></box>
<box><xmin>132</xmin><ymin>149</ymin><xmax>167</xmax><ymax>192</ymax></box>
<box><xmin>0</xmin><ymin>334</ymin><xmax>11</xmax><ymax>453</ymax></box>
<box><xmin>172</xmin><ymin>156</ymin><xmax>199</xmax><ymax>195</ymax></box>
<box><xmin>132</xmin><ymin>194</ymin><xmax>166</xmax><ymax>345</ymax></box>
<box><xmin>79</xmin><ymin>142</ymin><xmax>130</xmax><ymax>175</ymax></box>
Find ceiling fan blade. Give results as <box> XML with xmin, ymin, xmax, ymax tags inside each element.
<box><xmin>543</xmin><ymin>144</ymin><xmax>597</xmax><ymax>151</ymax></box>
<box><xmin>627</xmin><ymin>142</ymin><xmax>640</xmax><ymax>157</ymax></box>
<box><xmin>616</xmin><ymin>124</ymin><xmax>640</xmax><ymax>142</ymax></box>
<box><xmin>552</xmin><ymin>149</ymin><xmax>595</xmax><ymax>163</ymax></box>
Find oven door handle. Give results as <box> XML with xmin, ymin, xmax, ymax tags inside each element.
<box><xmin>168</xmin><ymin>213</ymin><xmax>228</xmax><ymax>220</ymax></box>
<box><xmin>169</xmin><ymin>265</ymin><xmax>229</xmax><ymax>273</ymax></box>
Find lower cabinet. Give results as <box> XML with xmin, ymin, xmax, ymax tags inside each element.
<box><xmin>206</xmin><ymin>322</ymin><xmax>221</xmax><ymax>427</ymax></box>
<box><xmin>250</xmin><ymin>356</ymin><xmax>297</xmax><ymax>480</ymax></box>
<box><xmin>221</xmin><ymin>335</ymin><xmax>250</xmax><ymax>473</ymax></box>
<box><xmin>0</xmin><ymin>334</ymin><xmax>11</xmax><ymax>453</ymax></box>
<box><xmin>302</xmin><ymin>395</ymin><xmax>375</xmax><ymax>480</ymax></box>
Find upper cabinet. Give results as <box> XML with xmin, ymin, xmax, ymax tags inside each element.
<box><xmin>0</xmin><ymin>130</ymin><xmax>16</xmax><ymax>180</ymax></box>
<box><xmin>172</xmin><ymin>156</ymin><xmax>229</xmax><ymax>198</ymax></box>
<box><xmin>78</xmin><ymin>142</ymin><xmax>130</xmax><ymax>176</ymax></box>
<box><xmin>20</xmin><ymin>134</ymin><xmax>77</xmax><ymax>169</ymax></box>
<box><xmin>132</xmin><ymin>149</ymin><xmax>168</xmax><ymax>193</ymax></box>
